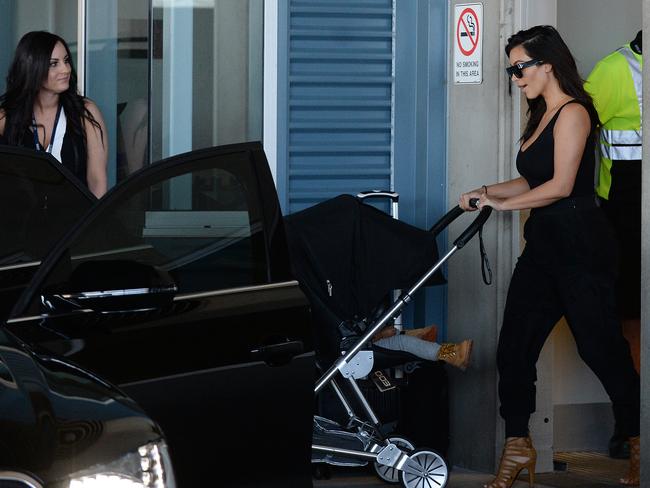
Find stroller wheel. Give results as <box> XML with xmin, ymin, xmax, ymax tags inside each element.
<box><xmin>374</xmin><ymin>436</ymin><xmax>415</xmax><ymax>484</ymax></box>
<box><xmin>400</xmin><ymin>449</ymin><xmax>448</xmax><ymax>488</ymax></box>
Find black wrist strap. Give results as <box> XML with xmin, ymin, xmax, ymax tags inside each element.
<box><xmin>479</xmin><ymin>226</ymin><xmax>492</xmax><ymax>285</ymax></box>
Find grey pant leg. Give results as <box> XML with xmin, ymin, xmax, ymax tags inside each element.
<box><xmin>374</xmin><ymin>334</ymin><xmax>440</xmax><ymax>362</ymax></box>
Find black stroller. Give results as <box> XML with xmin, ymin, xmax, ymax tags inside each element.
<box><xmin>284</xmin><ymin>194</ymin><xmax>491</xmax><ymax>488</ymax></box>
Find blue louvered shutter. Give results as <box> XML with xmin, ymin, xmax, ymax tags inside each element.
<box><xmin>286</xmin><ymin>0</ymin><xmax>394</xmax><ymax>213</ymax></box>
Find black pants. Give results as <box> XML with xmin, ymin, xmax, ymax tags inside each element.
<box><xmin>497</xmin><ymin>199</ymin><xmax>640</xmax><ymax>438</ymax></box>
<box><xmin>600</xmin><ymin>160</ymin><xmax>641</xmax><ymax>319</ymax></box>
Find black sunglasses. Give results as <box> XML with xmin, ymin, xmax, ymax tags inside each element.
<box><xmin>506</xmin><ymin>59</ymin><xmax>543</xmax><ymax>79</ymax></box>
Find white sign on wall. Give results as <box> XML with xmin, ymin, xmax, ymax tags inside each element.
<box><xmin>453</xmin><ymin>3</ymin><xmax>483</xmax><ymax>84</ymax></box>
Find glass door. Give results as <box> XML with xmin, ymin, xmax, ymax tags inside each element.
<box><xmin>86</xmin><ymin>0</ymin><xmax>149</xmax><ymax>188</ymax></box>
<box><xmin>0</xmin><ymin>0</ymin><xmax>78</xmax><ymax>97</ymax></box>
<box><xmin>0</xmin><ymin>1</ymin><xmax>263</xmax><ymax>192</ymax></box>
<box><xmin>85</xmin><ymin>0</ymin><xmax>264</xmax><ymax>191</ymax></box>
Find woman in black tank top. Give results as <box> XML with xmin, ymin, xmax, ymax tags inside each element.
<box><xmin>459</xmin><ymin>26</ymin><xmax>640</xmax><ymax>487</ymax></box>
<box><xmin>0</xmin><ymin>31</ymin><xmax>108</xmax><ymax>198</ymax></box>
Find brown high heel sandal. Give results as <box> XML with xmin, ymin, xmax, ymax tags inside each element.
<box><xmin>620</xmin><ymin>436</ymin><xmax>640</xmax><ymax>485</ymax></box>
<box><xmin>437</xmin><ymin>339</ymin><xmax>473</xmax><ymax>371</ymax></box>
<box><xmin>484</xmin><ymin>436</ymin><xmax>536</xmax><ymax>488</ymax></box>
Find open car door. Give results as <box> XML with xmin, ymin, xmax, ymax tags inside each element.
<box><xmin>6</xmin><ymin>142</ymin><xmax>315</xmax><ymax>487</ymax></box>
<box><xmin>0</xmin><ymin>146</ymin><xmax>95</xmax><ymax>320</ymax></box>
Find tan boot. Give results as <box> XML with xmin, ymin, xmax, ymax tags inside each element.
<box><xmin>436</xmin><ymin>339</ymin><xmax>473</xmax><ymax>371</ymax></box>
<box><xmin>620</xmin><ymin>436</ymin><xmax>640</xmax><ymax>485</ymax></box>
<box><xmin>484</xmin><ymin>436</ymin><xmax>536</xmax><ymax>488</ymax></box>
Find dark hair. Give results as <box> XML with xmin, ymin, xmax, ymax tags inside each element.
<box><xmin>505</xmin><ymin>25</ymin><xmax>598</xmax><ymax>142</ymax></box>
<box><xmin>0</xmin><ymin>31</ymin><xmax>102</xmax><ymax>146</ymax></box>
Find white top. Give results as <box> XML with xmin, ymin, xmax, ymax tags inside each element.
<box><xmin>49</xmin><ymin>106</ymin><xmax>67</xmax><ymax>163</ymax></box>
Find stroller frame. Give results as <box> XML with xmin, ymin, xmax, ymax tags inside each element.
<box><xmin>311</xmin><ymin>201</ymin><xmax>491</xmax><ymax>488</ymax></box>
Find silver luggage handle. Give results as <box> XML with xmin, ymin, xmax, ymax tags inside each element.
<box><xmin>356</xmin><ymin>190</ymin><xmax>399</xmax><ymax>203</ymax></box>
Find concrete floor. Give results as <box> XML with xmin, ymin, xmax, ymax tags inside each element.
<box><xmin>314</xmin><ymin>467</ymin><xmax>549</xmax><ymax>487</ymax></box>
<box><xmin>314</xmin><ymin>466</ymin><xmax>554</xmax><ymax>487</ymax></box>
<box><xmin>314</xmin><ymin>451</ymin><xmax>630</xmax><ymax>487</ymax></box>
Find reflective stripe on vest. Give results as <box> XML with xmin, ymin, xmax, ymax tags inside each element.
<box><xmin>600</xmin><ymin>128</ymin><xmax>642</xmax><ymax>160</ymax></box>
<box><xmin>617</xmin><ymin>46</ymin><xmax>643</xmax><ymax>120</ymax></box>
<box><xmin>601</xmin><ymin>128</ymin><xmax>642</xmax><ymax>145</ymax></box>
<box><xmin>600</xmin><ymin>143</ymin><xmax>642</xmax><ymax>160</ymax></box>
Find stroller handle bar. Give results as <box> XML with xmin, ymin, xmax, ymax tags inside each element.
<box><xmin>429</xmin><ymin>198</ymin><xmax>491</xmax><ymax>248</ymax></box>
<box><xmin>314</xmin><ymin>203</ymin><xmax>493</xmax><ymax>394</ymax></box>
<box><xmin>454</xmin><ymin>201</ymin><xmax>492</xmax><ymax>249</ymax></box>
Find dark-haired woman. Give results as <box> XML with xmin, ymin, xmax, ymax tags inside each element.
<box><xmin>460</xmin><ymin>25</ymin><xmax>640</xmax><ymax>487</ymax></box>
<box><xmin>0</xmin><ymin>31</ymin><xmax>107</xmax><ymax>197</ymax></box>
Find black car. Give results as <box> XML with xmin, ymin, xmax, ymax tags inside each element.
<box><xmin>0</xmin><ymin>326</ymin><xmax>175</xmax><ymax>488</ymax></box>
<box><xmin>0</xmin><ymin>142</ymin><xmax>315</xmax><ymax>487</ymax></box>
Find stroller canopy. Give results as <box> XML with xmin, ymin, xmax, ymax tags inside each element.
<box><xmin>284</xmin><ymin>195</ymin><xmax>445</xmax><ymax>361</ymax></box>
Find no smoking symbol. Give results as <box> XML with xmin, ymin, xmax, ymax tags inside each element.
<box><xmin>456</xmin><ymin>7</ymin><xmax>479</xmax><ymax>56</ymax></box>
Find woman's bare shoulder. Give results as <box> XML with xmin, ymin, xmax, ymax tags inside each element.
<box><xmin>556</xmin><ymin>101</ymin><xmax>590</xmax><ymax>128</ymax></box>
<box><xmin>82</xmin><ymin>98</ymin><xmax>106</xmax><ymax>132</ymax></box>
<box><xmin>83</xmin><ymin>98</ymin><xmax>102</xmax><ymax>118</ymax></box>
<box><xmin>559</xmin><ymin>100</ymin><xmax>589</xmax><ymax>117</ymax></box>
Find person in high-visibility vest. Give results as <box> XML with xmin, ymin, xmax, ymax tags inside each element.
<box><xmin>585</xmin><ymin>30</ymin><xmax>641</xmax><ymax>463</ymax></box>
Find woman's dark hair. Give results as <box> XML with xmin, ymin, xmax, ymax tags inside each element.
<box><xmin>505</xmin><ymin>25</ymin><xmax>599</xmax><ymax>142</ymax></box>
<box><xmin>0</xmin><ymin>30</ymin><xmax>102</xmax><ymax>146</ymax></box>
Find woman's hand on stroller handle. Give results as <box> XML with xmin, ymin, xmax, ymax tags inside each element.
<box><xmin>459</xmin><ymin>188</ymin><xmax>484</xmax><ymax>211</ymax></box>
<box><xmin>461</xmin><ymin>187</ymin><xmax>505</xmax><ymax>212</ymax></box>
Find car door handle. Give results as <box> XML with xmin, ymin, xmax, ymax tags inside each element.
<box><xmin>250</xmin><ymin>340</ymin><xmax>304</xmax><ymax>366</ymax></box>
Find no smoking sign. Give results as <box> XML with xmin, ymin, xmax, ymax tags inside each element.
<box><xmin>454</xmin><ymin>3</ymin><xmax>483</xmax><ymax>84</ymax></box>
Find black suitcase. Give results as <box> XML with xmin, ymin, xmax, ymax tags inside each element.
<box><xmin>395</xmin><ymin>361</ymin><xmax>449</xmax><ymax>457</ymax></box>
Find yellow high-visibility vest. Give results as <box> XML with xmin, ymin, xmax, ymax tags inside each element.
<box><xmin>585</xmin><ymin>44</ymin><xmax>642</xmax><ymax>200</ymax></box>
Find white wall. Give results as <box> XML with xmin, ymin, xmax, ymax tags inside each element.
<box><xmin>558</xmin><ymin>0</ymin><xmax>642</xmax><ymax>79</ymax></box>
<box><xmin>447</xmin><ymin>0</ymin><xmax>514</xmax><ymax>472</ymax></box>
<box><xmin>641</xmin><ymin>2</ymin><xmax>650</xmax><ymax>479</ymax></box>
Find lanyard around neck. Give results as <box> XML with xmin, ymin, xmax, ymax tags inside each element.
<box><xmin>32</xmin><ymin>104</ymin><xmax>63</xmax><ymax>153</ymax></box>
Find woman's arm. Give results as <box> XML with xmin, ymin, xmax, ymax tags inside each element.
<box><xmin>0</xmin><ymin>109</ymin><xmax>6</xmax><ymax>136</ymax></box>
<box><xmin>481</xmin><ymin>103</ymin><xmax>590</xmax><ymax>211</ymax></box>
<box><xmin>83</xmin><ymin>100</ymin><xmax>108</xmax><ymax>198</ymax></box>
<box><xmin>459</xmin><ymin>177</ymin><xmax>530</xmax><ymax>210</ymax></box>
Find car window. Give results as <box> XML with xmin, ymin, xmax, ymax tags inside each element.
<box><xmin>0</xmin><ymin>148</ymin><xmax>94</xmax><ymax>266</ymax></box>
<box><xmin>31</xmin><ymin>150</ymin><xmax>269</xmax><ymax>299</ymax></box>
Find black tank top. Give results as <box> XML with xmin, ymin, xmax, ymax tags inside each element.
<box><xmin>516</xmin><ymin>100</ymin><xmax>596</xmax><ymax>198</ymax></box>
<box><xmin>13</xmin><ymin>120</ymin><xmax>88</xmax><ymax>187</ymax></box>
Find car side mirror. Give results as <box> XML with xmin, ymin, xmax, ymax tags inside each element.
<box><xmin>41</xmin><ymin>260</ymin><xmax>178</xmax><ymax>313</ymax></box>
